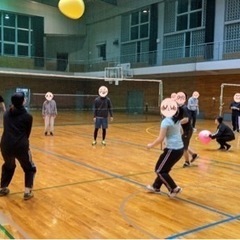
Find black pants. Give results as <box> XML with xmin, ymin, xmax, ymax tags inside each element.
<box><xmin>152</xmin><ymin>148</ymin><xmax>184</xmax><ymax>192</ymax></box>
<box><xmin>216</xmin><ymin>136</ymin><xmax>235</xmax><ymax>148</ymax></box>
<box><xmin>1</xmin><ymin>147</ymin><xmax>36</xmax><ymax>189</ymax></box>
<box><xmin>231</xmin><ymin>115</ymin><xmax>239</xmax><ymax>131</ymax></box>
<box><xmin>189</xmin><ymin>110</ymin><xmax>197</xmax><ymax>128</ymax></box>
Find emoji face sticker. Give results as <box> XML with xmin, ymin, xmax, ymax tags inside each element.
<box><xmin>170</xmin><ymin>92</ymin><xmax>177</xmax><ymax>100</ymax></box>
<box><xmin>160</xmin><ymin>98</ymin><xmax>178</xmax><ymax>117</ymax></box>
<box><xmin>233</xmin><ymin>93</ymin><xmax>240</xmax><ymax>103</ymax></box>
<box><xmin>98</xmin><ymin>86</ymin><xmax>108</xmax><ymax>97</ymax></box>
<box><xmin>175</xmin><ymin>92</ymin><xmax>186</xmax><ymax>106</ymax></box>
<box><xmin>192</xmin><ymin>91</ymin><xmax>200</xmax><ymax>98</ymax></box>
<box><xmin>45</xmin><ymin>92</ymin><xmax>53</xmax><ymax>101</ymax></box>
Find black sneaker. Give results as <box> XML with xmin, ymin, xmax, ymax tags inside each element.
<box><xmin>23</xmin><ymin>191</ymin><xmax>34</xmax><ymax>200</ymax></box>
<box><xmin>0</xmin><ymin>188</ymin><xmax>10</xmax><ymax>196</ymax></box>
<box><xmin>190</xmin><ymin>154</ymin><xmax>198</xmax><ymax>163</ymax></box>
<box><xmin>183</xmin><ymin>161</ymin><xmax>190</xmax><ymax>168</ymax></box>
<box><xmin>45</xmin><ymin>132</ymin><xmax>48</xmax><ymax>136</ymax></box>
<box><xmin>225</xmin><ymin>144</ymin><xmax>231</xmax><ymax>151</ymax></box>
<box><xmin>50</xmin><ymin>132</ymin><xmax>53</xmax><ymax>136</ymax></box>
<box><xmin>218</xmin><ymin>146</ymin><xmax>225</xmax><ymax>150</ymax></box>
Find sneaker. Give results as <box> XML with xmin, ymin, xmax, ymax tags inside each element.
<box><xmin>168</xmin><ymin>186</ymin><xmax>182</xmax><ymax>198</ymax></box>
<box><xmin>44</xmin><ymin>132</ymin><xmax>47</xmax><ymax>136</ymax></box>
<box><xmin>225</xmin><ymin>144</ymin><xmax>231</xmax><ymax>151</ymax></box>
<box><xmin>146</xmin><ymin>185</ymin><xmax>160</xmax><ymax>193</ymax></box>
<box><xmin>92</xmin><ymin>140</ymin><xmax>97</xmax><ymax>146</ymax></box>
<box><xmin>190</xmin><ymin>154</ymin><xmax>198</xmax><ymax>163</ymax></box>
<box><xmin>218</xmin><ymin>146</ymin><xmax>225</xmax><ymax>150</ymax></box>
<box><xmin>193</xmin><ymin>128</ymin><xmax>197</xmax><ymax>132</ymax></box>
<box><xmin>183</xmin><ymin>161</ymin><xmax>190</xmax><ymax>168</ymax></box>
<box><xmin>101</xmin><ymin>140</ymin><xmax>106</xmax><ymax>146</ymax></box>
<box><xmin>50</xmin><ymin>132</ymin><xmax>53</xmax><ymax>136</ymax></box>
<box><xmin>23</xmin><ymin>191</ymin><xmax>34</xmax><ymax>200</ymax></box>
<box><xmin>0</xmin><ymin>188</ymin><xmax>10</xmax><ymax>196</ymax></box>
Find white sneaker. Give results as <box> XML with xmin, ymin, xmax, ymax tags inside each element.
<box><xmin>146</xmin><ymin>185</ymin><xmax>161</xmax><ymax>193</ymax></box>
<box><xmin>168</xmin><ymin>186</ymin><xmax>182</xmax><ymax>198</ymax></box>
<box><xmin>193</xmin><ymin>128</ymin><xmax>197</xmax><ymax>132</ymax></box>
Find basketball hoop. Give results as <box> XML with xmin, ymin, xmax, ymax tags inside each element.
<box><xmin>104</xmin><ymin>67</ymin><xmax>123</xmax><ymax>85</ymax></box>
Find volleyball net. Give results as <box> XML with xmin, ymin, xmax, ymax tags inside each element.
<box><xmin>31</xmin><ymin>80</ymin><xmax>162</xmax><ymax>115</ymax></box>
<box><xmin>25</xmin><ymin>66</ymin><xmax>163</xmax><ymax>115</ymax></box>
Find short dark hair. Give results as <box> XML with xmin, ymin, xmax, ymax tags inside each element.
<box><xmin>216</xmin><ymin>116</ymin><xmax>223</xmax><ymax>123</ymax></box>
<box><xmin>11</xmin><ymin>92</ymin><xmax>25</xmax><ymax>108</ymax></box>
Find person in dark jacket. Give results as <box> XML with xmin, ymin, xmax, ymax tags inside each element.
<box><xmin>92</xmin><ymin>86</ymin><xmax>113</xmax><ymax>146</ymax></box>
<box><xmin>209</xmin><ymin>116</ymin><xmax>235</xmax><ymax>150</ymax></box>
<box><xmin>229</xmin><ymin>100</ymin><xmax>240</xmax><ymax>132</ymax></box>
<box><xmin>0</xmin><ymin>92</ymin><xmax>36</xmax><ymax>200</ymax></box>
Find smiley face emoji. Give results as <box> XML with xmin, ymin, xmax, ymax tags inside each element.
<box><xmin>98</xmin><ymin>86</ymin><xmax>108</xmax><ymax>97</ymax></box>
<box><xmin>160</xmin><ymin>98</ymin><xmax>178</xmax><ymax>117</ymax></box>
<box><xmin>233</xmin><ymin>93</ymin><xmax>240</xmax><ymax>103</ymax></box>
<box><xmin>175</xmin><ymin>92</ymin><xmax>186</xmax><ymax>106</ymax></box>
<box><xmin>192</xmin><ymin>91</ymin><xmax>200</xmax><ymax>98</ymax></box>
<box><xmin>45</xmin><ymin>92</ymin><xmax>53</xmax><ymax>101</ymax></box>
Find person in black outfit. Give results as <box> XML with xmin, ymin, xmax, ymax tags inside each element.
<box><xmin>177</xmin><ymin>92</ymin><xmax>198</xmax><ymax>168</ymax></box>
<box><xmin>0</xmin><ymin>92</ymin><xmax>36</xmax><ymax>200</ymax></box>
<box><xmin>92</xmin><ymin>86</ymin><xmax>113</xmax><ymax>146</ymax></box>
<box><xmin>229</xmin><ymin>100</ymin><xmax>240</xmax><ymax>132</ymax></box>
<box><xmin>209</xmin><ymin>116</ymin><xmax>235</xmax><ymax>150</ymax></box>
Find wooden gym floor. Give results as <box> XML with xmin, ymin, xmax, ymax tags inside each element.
<box><xmin>0</xmin><ymin>111</ymin><xmax>239</xmax><ymax>239</ymax></box>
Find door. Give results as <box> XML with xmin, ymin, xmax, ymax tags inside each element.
<box><xmin>127</xmin><ymin>91</ymin><xmax>144</xmax><ymax>114</ymax></box>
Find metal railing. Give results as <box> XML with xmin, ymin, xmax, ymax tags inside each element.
<box><xmin>0</xmin><ymin>39</ymin><xmax>240</xmax><ymax>74</ymax></box>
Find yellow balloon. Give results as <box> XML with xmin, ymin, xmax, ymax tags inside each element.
<box><xmin>58</xmin><ymin>0</ymin><xmax>85</xmax><ymax>19</ymax></box>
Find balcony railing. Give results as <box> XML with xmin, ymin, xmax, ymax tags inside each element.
<box><xmin>0</xmin><ymin>39</ymin><xmax>240</xmax><ymax>74</ymax></box>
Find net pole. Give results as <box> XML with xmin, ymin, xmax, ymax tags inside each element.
<box><xmin>219</xmin><ymin>83</ymin><xmax>240</xmax><ymax>116</ymax></box>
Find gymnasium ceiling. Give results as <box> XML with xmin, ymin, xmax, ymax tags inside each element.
<box><xmin>30</xmin><ymin>0</ymin><xmax>118</xmax><ymax>7</ymax></box>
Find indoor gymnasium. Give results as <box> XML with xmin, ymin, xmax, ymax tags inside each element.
<box><xmin>0</xmin><ymin>0</ymin><xmax>240</xmax><ymax>238</ymax></box>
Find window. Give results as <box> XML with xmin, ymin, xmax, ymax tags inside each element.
<box><xmin>4</xmin><ymin>44</ymin><xmax>15</xmax><ymax>55</ymax></box>
<box><xmin>18</xmin><ymin>45</ymin><xmax>28</xmax><ymax>56</ymax></box>
<box><xmin>18</xmin><ymin>30</ymin><xmax>29</xmax><ymax>43</ymax></box>
<box><xmin>97</xmin><ymin>43</ymin><xmax>106</xmax><ymax>60</ymax></box>
<box><xmin>176</xmin><ymin>0</ymin><xmax>203</xmax><ymax>31</ymax></box>
<box><xmin>0</xmin><ymin>11</ymin><xmax>32</xmax><ymax>56</ymax></box>
<box><xmin>130</xmin><ymin>8</ymin><xmax>150</xmax><ymax>40</ymax></box>
<box><xmin>18</xmin><ymin>15</ymin><xmax>29</xmax><ymax>29</ymax></box>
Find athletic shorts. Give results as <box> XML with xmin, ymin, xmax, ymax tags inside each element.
<box><xmin>95</xmin><ymin>117</ymin><xmax>108</xmax><ymax>129</ymax></box>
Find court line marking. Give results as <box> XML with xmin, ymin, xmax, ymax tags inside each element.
<box><xmin>3</xmin><ymin>125</ymin><xmax>239</xmax><ymax>238</ymax></box>
<box><xmin>30</xmin><ymin>146</ymin><xmax>240</xmax><ymax>238</ymax></box>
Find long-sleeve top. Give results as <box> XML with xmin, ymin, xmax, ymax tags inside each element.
<box><xmin>187</xmin><ymin>97</ymin><xmax>199</xmax><ymax>112</ymax></box>
<box><xmin>211</xmin><ymin>122</ymin><xmax>235</xmax><ymax>140</ymax></box>
<box><xmin>1</xmin><ymin>106</ymin><xmax>32</xmax><ymax>151</ymax></box>
<box><xmin>230</xmin><ymin>101</ymin><xmax>240</xmax><ymax>116</ymax></box>
<box><xmin>180</xmin><ymin>105</ymin><xmax>192</xmax><ymax>132</ymax></box>
<box><xmin>93</xmin><ymin>96</ymin><xmax>113</xmax><ymax>118</ymax></box>
<box><xmin>42</xmin><ymin>100</ymin><xmax>57</xmax><ymax>116</ymax></box>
